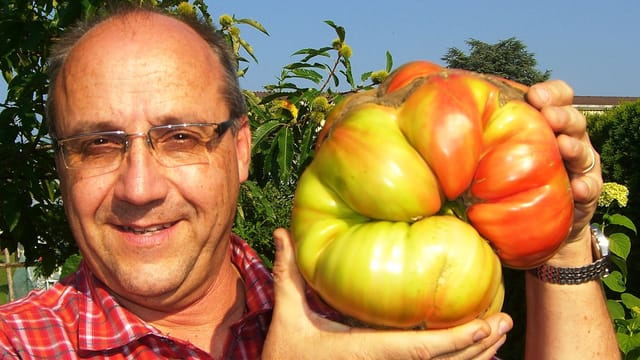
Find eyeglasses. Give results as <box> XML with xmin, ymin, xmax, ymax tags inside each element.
<box><xmin>54</xmin><ymin>119</ymin><xmax>235</xmax><ymax>173</ymax></box>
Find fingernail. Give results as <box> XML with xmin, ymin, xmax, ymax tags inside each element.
<box><xmin>499</xmin><ymin>319</ymin><xmax>512</xmax><ymax>336</ymax></box>
<box><xmin>473</xmin><ymin>329</ymin><xmax>489</xmax><ymax>342</ymax></box>
<box><xmin>274</xmin><ymin>234</ymin><xmax>283</xmax><ymax>251</ymax></box>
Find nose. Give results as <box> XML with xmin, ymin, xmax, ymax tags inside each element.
<box><xmin>113</xmin><ymin>135</ymin><xmax>169</xmax><ymax>206</ymax></box>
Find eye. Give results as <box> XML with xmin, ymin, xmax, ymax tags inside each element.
<box><xmin>169</xmin><ymin>131</ymin><xmax>200</xmax><ymax>142</ymax></box>
<box><xmin>154</xmin><ymin>126</ymin><xmax>213</xmax><ymax>150</ymax></box>
<box><xmin>69</xmin><ymin>134</ymin><xmax>124</xmax><ymax>156</ymax></box>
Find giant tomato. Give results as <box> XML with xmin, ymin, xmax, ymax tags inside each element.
<box><xmin>291</xmin><ymin>60</ymin><xmax>573</xmax><ymax>329</ymax></box>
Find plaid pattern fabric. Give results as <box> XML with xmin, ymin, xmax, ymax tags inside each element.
<box><xmin>0</xmin><ymin>234</ymin><xmax>274</xmax><ymax>359</ymax></box>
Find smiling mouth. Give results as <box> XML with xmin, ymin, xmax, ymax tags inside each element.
<box><xmin>121</xmin><ymin>222</ymin><xmax>175</xmax><ymax>235</ymax></box>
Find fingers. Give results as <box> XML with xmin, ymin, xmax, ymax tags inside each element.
<box><xmin>271</xmin><ymin>228</ymin><xmax>307</xmax><ymax>306</ymax></box>
<box><xmin>555</xmin><ymin>134</ymin><xmax>599</xmax><ymax>178</ymax></box>
<box><xmin>271</xmin><ymin>228</ymin><xmax>341</xmax><ymax>327</ymax></box>
<box><xmin>549</xmin><ymin>112</ymin><xmax>602</xmax><ymax>238</ymax></box>
<box><xmin>566</xmin><ymin>144</ymin><xmax>603</xmax><ymax>239</ymax></box>
<box><xmin>266</xmin><ymin>228</ymin><xmax>512</xmax><ymax>360</ymax></box>
<box><xmin>348</xmin><ymin>314</ymin><xmax>512</xmax><ymax>360</ymax></box>
<box><xmin>527</xmin><ymin>80</ymin><xmax>574</xmax><ymax>108</ymax></box>
<box><xmin>527</xmin><ymin>80</ymin><xmax>603</xmax><ymax>243</ymax></box>
<box><xmin>265</xmin><ymin>228</ymin><xmax>343</xmax><ymax>359</ymax></box>
<box><xmin>580</xmin><ymin>147</ymin><xmax>597</xmax><ymax>174</ymax></box>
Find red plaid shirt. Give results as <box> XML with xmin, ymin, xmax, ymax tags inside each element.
<box><xmin>0</xmin><ymin>234</ymin><xmax>274</xmax><ymax>359</ymax></box>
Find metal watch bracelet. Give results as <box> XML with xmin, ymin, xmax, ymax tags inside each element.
<box><xmin>532</xmin><ymin>225</ymin><xmax>611</xmax><ymax>285</ymax></box>
<box><xmin>533</xmin><ymin>257</ymin><xmax>610</xmax><ymax>284</ymax></box>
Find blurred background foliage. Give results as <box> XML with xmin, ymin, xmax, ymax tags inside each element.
<box><xmin>1</xmin><ymin>1</ymin><xmax>638</xmax><ymax>358</ymax></box>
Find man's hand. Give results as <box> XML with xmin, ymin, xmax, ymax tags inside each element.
<box><xmin>263</xmin><ymin>228</ymin><xmax>512</xmax><ymax>360</ymax></box>
<box><xmin>527</xmin><ymin>80</ymin><xmax>603</xmax><ymax>259</ymax></box>
<box><xmin>523</xmin><ymin>81</ymin><xmax>619</xmax><ymax>360</ymax></box>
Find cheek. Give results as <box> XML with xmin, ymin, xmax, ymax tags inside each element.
<box><xmin>179</xmin><ymin>150</ymin><xmax>240</xmax><ymax>216</ymax></box>
<box><xmin>59</xmin><ymin>171</ymin><xmax>113</xmax><ymax>224</ymax></box>
<box><xmin>187</xmin><ymin>167</ymin><xmax>237</xmax><ymax>205</ymax></box>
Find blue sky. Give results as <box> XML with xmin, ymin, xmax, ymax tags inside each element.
<box><xmin>1</xmin><ymin>0</ymin><xmax>637</xmax><ymax>100</ymax></box>
<box><xmin>208</xmin><ymin>0</ymin><xmax>639</xmax><ymax>96</ymax></box>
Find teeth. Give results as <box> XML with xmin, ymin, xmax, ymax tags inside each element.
<box><xmin>123</xmin><ymin>223</ymin><xmax>172</xmax><ymax>234</ymax></box>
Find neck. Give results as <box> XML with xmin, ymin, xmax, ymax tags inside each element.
<box><xmin>122</xmin><ymin>259</ymin><xmax>246</xmax><ymax>357</ymax></box>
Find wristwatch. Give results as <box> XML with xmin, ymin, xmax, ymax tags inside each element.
<box><xmin>533</xmin><ymin>225</ymin><xmax>610</xmax><ymax>285</ymax></box>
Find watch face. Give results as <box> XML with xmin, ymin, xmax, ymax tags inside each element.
<box><xmin>590</xmin><ymin>225</ymin><xmax>610</xmax><ymax>258</ymax></box>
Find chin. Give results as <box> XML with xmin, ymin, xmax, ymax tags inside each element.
<box><xmin>109</xmin><ymin>262</ymin><xmax>192</xmax><ymax>300</ymax></box>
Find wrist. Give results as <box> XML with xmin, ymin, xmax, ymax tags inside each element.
<box><xmin>544</xmin><ymin>228</ymin><xmax>593</xmax><ymax>268</ymax></box>
<box><xmin>532</xmin><ymin>225</ymin><xmax>610</xmax><ymax>285</ymax></box>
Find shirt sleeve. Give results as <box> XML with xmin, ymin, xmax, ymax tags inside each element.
<box><xmin>0</xmin><ymin>321</ymin><xmax>20</xmax><ymax>359</ymax></box>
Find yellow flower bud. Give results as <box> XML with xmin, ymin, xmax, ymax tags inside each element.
<box><xmin>311</xmin><ymin>96</ymin><xmax>330</xmax><ymax>112</ymax></box>
<box><xmin>310</xmin><ymin>111</ymin><xmax>326</xmax><ymax>124</ymax></box>
<box><xmin>332</xmin><ymin>38</ymin><xmax>343</xmax><ymax>50</ymax></box>
<box><xmin>176</xmin><ymin>2</ymin><xmax>195</xmax><ymax>17</ymax></box>
<box><xmin>228</xmin><ymin>26</ymin><xmax>240</xmax><ymax>37</ymax></box>
<box><xmin>370</xmin><ymin>70</ymin><xmax>389</xmax><ymax>84</ymax></box>
<box><xmin>219</xmin><ymin>14</ymin><xmax>234</xmax><ymax>27</ymax></box>
<box><xmin>339</xmin><ymin>44</ymin><xmax>352</xmax><ymax>59</ymax></box>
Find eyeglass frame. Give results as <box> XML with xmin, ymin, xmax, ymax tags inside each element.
<box><xmin>53</xmin><ymin>118</ymin><xmax>236</xmax><ymax>172</ymax></box>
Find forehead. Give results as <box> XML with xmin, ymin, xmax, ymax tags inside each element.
<box><xmin>54</xmin><ymin>12</ymin><xmax>228</xmax><ymax>133</ymax></box>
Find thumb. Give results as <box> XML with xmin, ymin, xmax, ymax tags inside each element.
<box><xmin>271</xmin><ymin>227</ymin><xmax>341</xmax><ymax>326</ymax></box>
<box><xmin>271</xmin><ymin>227</ymin><xmax>310</xmax><ymax>310</ymax></box>
<box><xmin>264</xmin><ymin>228</ymin><xmax>346</xmax><ymax>360</ymax></box>
<box><xmin>266</xmin><ymin>228</ymin><xmax>513</xmax><ymax>360</ymax></box>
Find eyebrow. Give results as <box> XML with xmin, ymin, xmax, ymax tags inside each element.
<box><xmin>59</xmin><ymin>114</ymin><xmax>214</xmax><ymax>137</ymax></box>
<box><xmin>59</xmin><ymin>120</ymin><xmax>122</xmax><ymax>138</ymax></box>
<box><xmin>153</xmin><ymin>115</ymin><xmax>211</xmax><ymax>126</ymax></box>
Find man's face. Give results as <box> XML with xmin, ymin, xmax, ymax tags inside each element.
<box><xmin>53</xmin><ymin>13</ymin><xmax>251</xmax><ymax>308</ymax></box>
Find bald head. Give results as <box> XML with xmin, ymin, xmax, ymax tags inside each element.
<box><xmin>47</xmin><ymin>7</ymin><xmax>246</xmax><ymax>138</ymax></box>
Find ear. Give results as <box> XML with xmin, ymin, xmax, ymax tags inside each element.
<box><xmin>235</xmin><ymin>115</ymin><xmax>251</xmax><ymax>183</ymax></box>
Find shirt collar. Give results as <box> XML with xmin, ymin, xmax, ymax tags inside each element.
<box><xmin>74</xmin><ymin>234</ymin><xmax>275</xmax><ymax>352</ymax></box>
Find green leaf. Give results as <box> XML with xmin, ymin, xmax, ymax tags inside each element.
<box><xmin>243</xmin><ymin>181</ymin><xmax>275</xmax><ymax>220</ymax></box>
<box><xmin>239</xmin><ymin>38</ymin><xmax>258</xmax><ymax>63</ymax></box>
<box><xmin>606</xmin><ymin>214</ymin><xmax>637</xmax><ymax>234</ymax></box>
<box><xmin>276</xmin><ymin>127</ymin><xmax>293</xmax><ymax>183</ymax></box>
<box><xmin>621</xmin><ymin>293</ymin><xmax>640</xmax><ymax>310</ymax></box>
<box><xmin>610</xmin><ymin>232</ymin><xmax>632</xmax><ymax>259</ymax></box>
<box><xmin>603</xmin><ymin>271</ymin><xmax>626</xmax><ymax>292</ymax></box>
<box><xmin>259</xmin><ymin>91</ymin><xmax>296</xmax><ymax>104</ymax></box>
<box><xmin>617</xmin><ymin>333</ymin><xmax>632</xmax><ymax>355</ymax></box>
<box><xmin>299</xmin><ymin>121</ymin><xmax>318</xmax><ymax>167</ymax></box>
<box><xmin>285</xmin><ymin>62</ymin><xmax>327</xmax><ymax>70</ymax></box>
<box><xmin>340</xmin><ymin>58</ymin><xmax>355</xmax><ymax>88</ymax></box>
<box><xmin>336</xmin><ymin>26</ymin><xmax>346</xmax><ymax>43</ymax></box>
<box><xmin>324</xmin><ymin>20</ymin><xmax>345</xmax><ymax>42</ymax></box>
<box><xmin>59</xmin><ymin>254</ymin><xmax>82</xmax><ymax>279</ymax></box>
<box><xmin>610</xmin><ymin>255</ymin><xmax>628</xmax><ymax>280</ymax></box>
<box><xmin>618</xmin><ymin>332</ymin><xmax>640</xmax><ymax>355</ymax></box>
<box><xmin>292</xmin><ymin>47</ymin><xmax>332</xmax><ymax>62</ymax></box>
<box><xmin>331</xmin><ymin>73</ymin><xmax>339</xmax><ymax>87</ymax></box>
<box><xmin>290</xmin><ymin>68</ymin><xmax>324</xmax><ymax>83</ymax></box>
<box><xmin>252</xmin><ymin>120</ymin><xmax>282</xmax><ymax>151</ymax></box>
<box><xmin>235</xmin><ymin>18</ymin><xmax>269</xmax><ymax>35</ymax></box>
<box><xmin>607</xmin><ymin>299</ymin><xmax>626</xmax><ymax>320</ymax></box>
<box><xmin>385</xmin><ymin>51</ymin><xmax>394</xmax><ymax>72</ymax></box>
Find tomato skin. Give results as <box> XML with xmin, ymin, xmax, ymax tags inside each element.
<box><xmin>291</xmin><ymin>60</ymin><xmax>573</xmax><ymax>328</ymax></box>
<box><xmin>467</xmin><ymin>170</ymin><xmax>574</xmax><ymax>268</ymax></box>
<box><xmin>397</xmin><ymin>73</ymin><xmax>488</xmax><ymax>200</ymax></box>
<box><xmin>291</xmin><ymin>209</ymin><xmax>504</xmax><ymax>329</ymax></box>
<box><xmin>384</xmin><ymin>60</ymin><xmax>443</xmax><ymax>93</ymax></box>
<box><xmin>311</xmin><ymin>104</ymin><xmax>443</xmax><ymax>221</ymax></box>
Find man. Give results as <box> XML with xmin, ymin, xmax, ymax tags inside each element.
<box><xmin>0</xmin><ymin>5</ymin><xmax>619</xmax><ymax>360</ymax></box>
